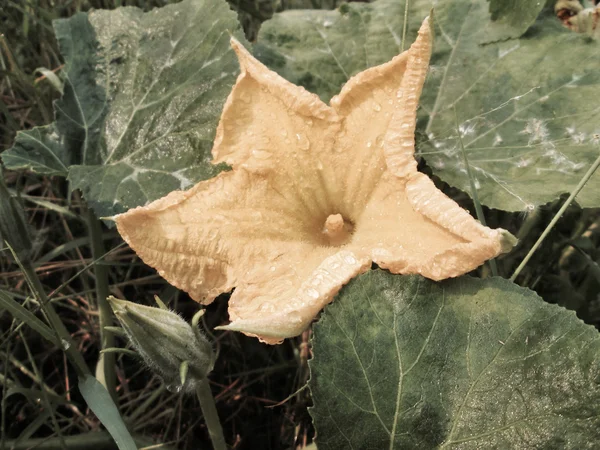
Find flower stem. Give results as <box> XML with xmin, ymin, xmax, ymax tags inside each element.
<box><xmin>510</xmin><ymin>151</ymin><xmax>600</xmax><ymax>282</ymax></box>
<box><xmin>195</xmin><ymin>379</ymin><xmax>226</xmax><ymax>450</ymax></box>
<box><xmin>86</xmin><ymin>208</ymin><xmax>116</xmax><ymax>397</ymax></box>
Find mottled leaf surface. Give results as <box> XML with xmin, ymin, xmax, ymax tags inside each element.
<box><xmin>255</xmin><ymin>0</ymin><xmax>423</xmax><ymax>103</ymax></box>
<box><xmin>3</xmin><ymin>0</ymin><xmax>245</xmax><ymax>218</ymax></box>
<box><xmin>310</xmin><ymin>271</ymin><xmax>600</xmax><ymax>449</ymax></box>
<box><xmin>256</xmin><ymin>0</ymin><xmax>600</xmax><ymax>210</ymax></box>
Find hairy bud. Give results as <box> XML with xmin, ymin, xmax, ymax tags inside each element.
<box><xmin>107</xmin><ymin>296</ymin><xmax>215</xmax><ymax>393</ymax></box>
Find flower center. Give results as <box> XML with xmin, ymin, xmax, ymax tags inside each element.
<box><xmin>322</xmin><ymin>213</ymin><xmax>353</xmax><ymax>246</ymax></box>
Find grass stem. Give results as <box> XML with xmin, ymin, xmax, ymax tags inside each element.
<box><xmin>195</xmin><ymin>379</ymin><xmax>226</xmax><ymax>450</ymax></box>
<box><xmin>455</xmin><ymin>110</ymin><xmax>498</xmax><ymax>277</ymax></box>
<box><xmin>510</xmin><ymin>152</ymin><xmax>600</xmax><ymax>282</ymax></box>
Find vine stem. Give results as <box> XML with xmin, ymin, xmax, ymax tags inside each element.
<box><xmin>510</xmin><ymin>152</ymin><xmax>600</xmax><ymax>282</ymax></box>
<box><xmin>86</xmin><ymin>208</ymin><xmax>116</xmax><ymax>397</ymax></box>
<box><xmin>195</xmin><ymin>379</ymin><xmax>226</xmax><ymax>450</ymax></box>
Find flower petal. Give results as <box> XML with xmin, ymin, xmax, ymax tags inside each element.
<box><xmin>211</xmin><ymin>38</ymin><xmax>343</xmax><ymax>220</ymax></box>
<box><xmin>350</xmin><ymin>172</ymin><xmax>515</xmax><ymax>280</ymax></box>
<box><xmin>218</xmin><ymin>249</ymin><xmax>371</xmax><ymax>344</ymax></box>
<box><xmin>115</xmin><ymin>169</ymin><xmax>327</xmax><ymax>303</ymax></box>
<box><xmin>328</xmin><ymin>15</ymin><xmax>433</xmax><ymax>199</ymax></box>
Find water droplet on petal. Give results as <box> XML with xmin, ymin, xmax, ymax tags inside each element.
<box><xmin>376</xmin><ymin>135</ymin><xmax>384</xmax><ymax>148</ymax></box>
<box><xmin>343</xmin><ymin>254</ymin><xmax>357</xmax><ymax>264</ymax></box>
<box><xmin>306</xmin><ymin>288</ymin><xmax>319</xmax><ymax>299</ymax></box>
<box><xmin>252</xmin><ymin>149</ymin><xmax>272</xmax><ymax>160</ymax></box>
<box><xmin>366</xmin><ymin>141</ymin><xmax>372</xmax><ymax>148</ymax></box>
<box><xmin>296</xmin><ymin>133</ymin><xmax>310</xmax><ymax>150</ymax></box>
<box><xmin>373</xmin><ymin>102</ymin><xmax>381</xmax><ymax>112</ymax></box>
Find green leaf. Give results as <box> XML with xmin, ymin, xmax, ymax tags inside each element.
<box><xmin>2</xmin><ymin>125</ymin><xmax>69</xmax><ymax>175</ymax></box>
<box><xmin>78</xmin><ymin>375</ymin><xmax>137</xmax><ymax>450</ymax></box>
<box><xmin>484</xmin><ymin>0</ymin><xmax>546</xmax><ymax>42</ymax></box>
<box><xmin>256</xmin><ymin>0</ymin><xmax>600</xmax><ymax>211</ymax></box>
<box><xmin>309</xmin><ymin>271</ymin><xmax>600</xmax><ymax>449</ymax></box>
<box><xmin>420</xmin><ymin>3</ymin><xmax>600</xmax><ymax>211</ymax></box>
<box><xmin>2</xmin><ymin>0</ymin><xmax>246</xmax><ymax>218</ymax></box>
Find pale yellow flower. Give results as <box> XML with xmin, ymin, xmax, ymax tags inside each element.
<box><xmin>115</xmin><ymin>17</ymin><xmax>516</xmax><ymax>344</ymax></box>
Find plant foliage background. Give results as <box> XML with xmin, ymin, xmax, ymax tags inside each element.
<box><xmin>1</xmin><ymin>0</ymin><xmax>600</xmax><ymax>449</ymax></box>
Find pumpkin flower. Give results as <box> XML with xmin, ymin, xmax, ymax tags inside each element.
<box><xmin>115</xmin><ymin>17</ymin><xmax>516</xmax><ymax>344</ymax></box>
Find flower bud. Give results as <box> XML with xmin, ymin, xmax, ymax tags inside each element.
<box><xmin>0</xmin><ymin>176</ymin><xmax>32</xmax><ymax>263</ymax></box>
<box><xmin>107</xmin><ymin>296</ymin><xmax>215</xmax><ymax>393</ymax></box>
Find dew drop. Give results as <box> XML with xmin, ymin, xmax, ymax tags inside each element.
<box><xmin>366</xmin><ymin>141</ymin><xmax>372</xmax><ymax>148</ymax></box>
<box><xmin>61</xmin><ymin>339</ymin><xmax>71</xmax><ymax>351</ymax></box>
<box><xmin>270</xmin><ymin>266</ymin><xmax>276</xmax><ymax>271</ymax></box>
<box><xmin>306</xmin><ymin>288</ymin><xmax>320</xmax><ymax>299</ymax></box>
<box><xmin>311</xmin><ymin>275</ymin><xmax>324</xmax><ymax>286</ymax></box>
<box><xmin>343</xmin><ymin>254</ymin><xmax>357</xmax><ymax>264</ymax></box>
<box><xmin>166</xmin><ymin>383</ymin><xmax>183</xmax><ymax>394</ymax></box>
<box><xmin>373</xmin><ymin>102</ymin><xmax>382</xmax><ymax>112</ymax></box>
<box><xmin>296</xmin><ymin>133</ymin><xmax>311</xmax><ymax>150</ymax></box>
<box><xmin>252</xmin><ymin>149</ymin><xmax>271</xmax><ymax>160</ymax></box>
<box><xmin>316</xmin><ymin>160</ymin><xmax>323</xmax><ymax>170</ymax></box>
<box><xmin>376</xmin><ymin>135</ymin><xmax>384</xmax><ymax>148</ymax></box>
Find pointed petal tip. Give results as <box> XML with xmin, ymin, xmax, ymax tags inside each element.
<box><xmin>229</xmin><ymin>35</ymin><xmax>241</xmax><ymax>48</ymax></box>
<box><xmin>215</xmin><ymin>322</ymin><xmax>287</xmax><ymax>345</ymax></box>
<box><xmin>498</xmin><ymin>229</ymin><xmax>518</xmax><ymax>254</ymax></box>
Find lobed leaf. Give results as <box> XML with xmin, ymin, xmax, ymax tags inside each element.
<box><xmin>2</xmin><ymin>0</ymin><xmax>247</xmax><ymax>218</ymax></box>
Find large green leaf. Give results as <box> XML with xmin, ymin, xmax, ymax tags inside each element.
<box><xmin>309</xmin><ymin>271</ymin><xmax>600</xmax><ymax>449</ymax></box>
<box><xmin>256</xmin><ymin>0</ymin><xmax>600</xmax><ymax>211</ymax></box>
<box><xmin>2</xmin><ymin>0</ymin><xmax>245</xmax><ymax>218</ymax></box>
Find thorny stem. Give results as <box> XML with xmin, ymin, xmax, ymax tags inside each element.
<box><xmin>87</xmin><ymin>208</ymin><xmax>116</xmax><ymax>398</ymax></box>
<box><xmin>195</xmin><ymin>379</ymin><xmax>227</xmax><ymax>450</ymax></box>
<box><xmin>510</xmin><ymin>151</ymin><xmax>600</xmax><ymax>282</ymax></box>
